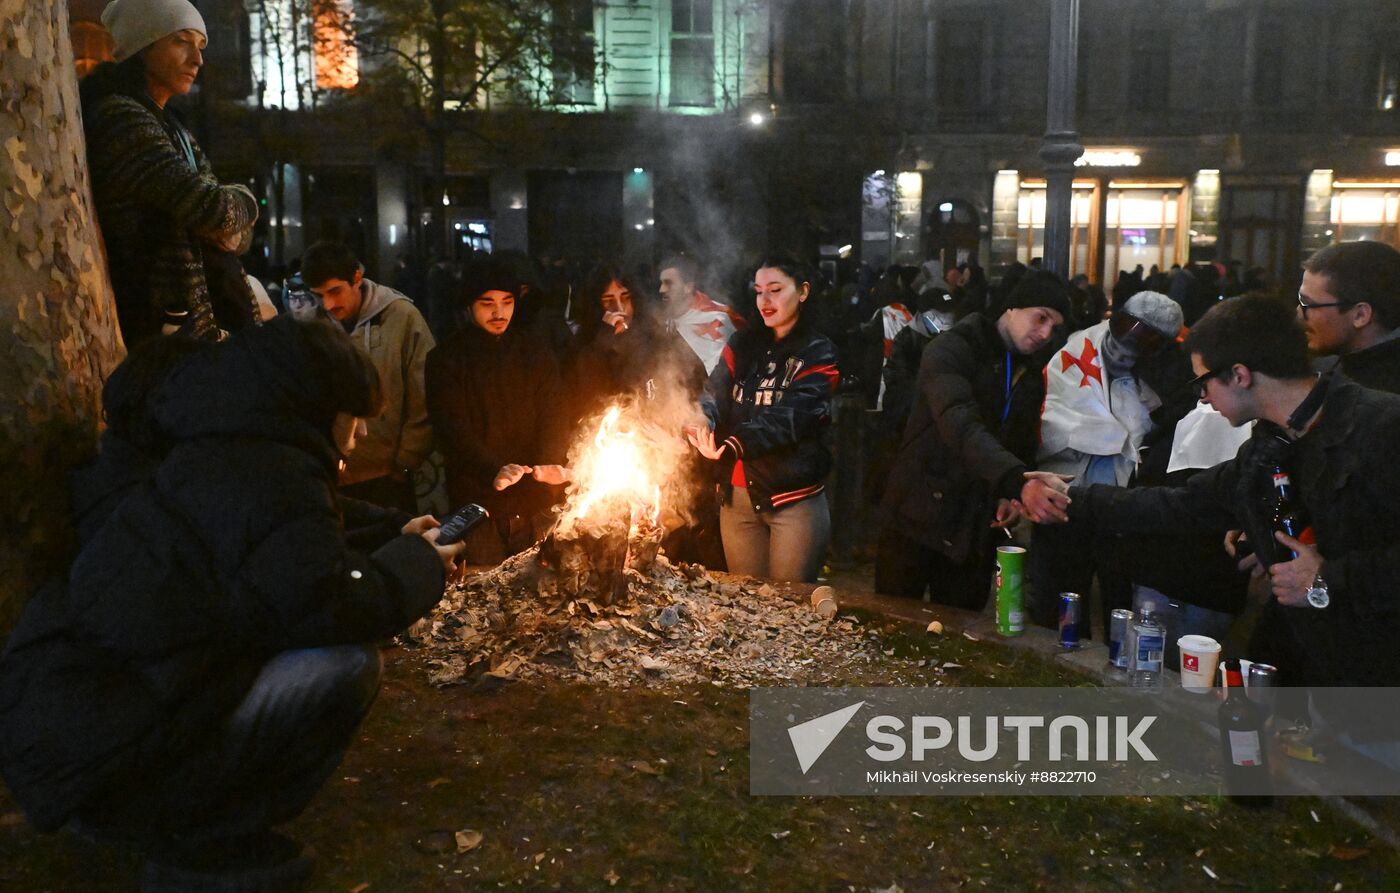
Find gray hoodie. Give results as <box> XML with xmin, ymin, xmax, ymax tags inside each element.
<box><xmin>341</xmin><ymin>278</ymin><xmax>436</xmax><ymax>486</ymax></box>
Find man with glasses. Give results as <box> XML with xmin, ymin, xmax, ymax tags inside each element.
<box><xmin>1027</xmin><ymin>295</ymin><xmax>1400</xmax><ymax>765</ymax></box>
<box><xmin>1027</xmin><ymin>291</ymin><xmax>1187</xmax><ymax>634</ymax></box>
<box><xmin>1297</xmin><ymin>240</ymin><xmax>1400</xmax><ymax>393</ymax></box>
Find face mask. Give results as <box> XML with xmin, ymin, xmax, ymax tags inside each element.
<box><xmin>1101</xmin><ymin>331</ymin><xmax>1138</xmax><ymax>377</ymax></box>
<box><xmin>921</xmin><ymin>309</ymin><xmax>955</xmax><ymax>333</ymax></box>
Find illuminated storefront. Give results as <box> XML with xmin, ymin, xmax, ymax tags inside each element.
<box><xmin>1015</xmin><ymin>176</ymin><xmax>1189</xmax><ymax>284</ymax></box>
<box><xmin>1330</xmin><ymin>180</ymin><xmax>1400</xmax><ymax>249</ymax></box>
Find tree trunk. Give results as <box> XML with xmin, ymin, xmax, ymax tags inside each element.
<box><xmin>0</xmin><ymin>0</ymin><xmax>125</xmax><ymax>634</ymax></box>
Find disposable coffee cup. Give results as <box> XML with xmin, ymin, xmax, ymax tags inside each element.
<box><xmin>1177</xmin><ymin>635</ymin><xmax>1222</xmax><ymax>693</ymax></box>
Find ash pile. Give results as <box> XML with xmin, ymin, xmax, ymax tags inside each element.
<box><xmin>404</xmin><ymin>546</ymin><xmax>880</xmax><ymax>689</ymax></box>
<box><xmin>406</xmin><ymin>402</ymin><xmax>884</xmax><ymax>688</ymax></box>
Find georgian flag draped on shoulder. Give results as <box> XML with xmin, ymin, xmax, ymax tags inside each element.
<box><xmin>676</xmin><ymin>291</ymin><xmax>747</xmax><ymax>374</ymax></box>
<box><xmin>874</xmin><ymin>303</ymin><xmax>914</xmax><ymax>409</ymax></box>
<box><xmin>1038</xmin><ymin>320</ymin><xmax>1159</xmax><ymax>487</ymax></box>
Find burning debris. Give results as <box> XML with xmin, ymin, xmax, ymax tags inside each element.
<box><xmin>407</xmin><ymin>403</ymin><xmax>883</xmax><ymax>687</ymax></box>
<box><xmin>406</xmin><ymin>551</ymin><xmax>882</xmax><ymax>688</ymax></box>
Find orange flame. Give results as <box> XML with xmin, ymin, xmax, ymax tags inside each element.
<box><xmin>563</xmin><ymin>406</ymin><xmax>662</xmax><ymax>527</ymax></box>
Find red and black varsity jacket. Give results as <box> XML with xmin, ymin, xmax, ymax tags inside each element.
<box><xmin>700</xmin><ymin>319</ymin><xmax>840</xmax><ymax>512</ymax></box>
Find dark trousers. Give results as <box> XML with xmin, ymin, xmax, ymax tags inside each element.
<box><xmin>340</xmin><ymin>475</ymin><xmax>418</xmax><ymax>515</ymax></box>
<box><xmin>875</xmin><ymin>527</ymin><xmax>994</xmax><ymax>611</ymax></box>
<box><xmin>79</xmin><ymin>645</ymin><xmax>382</xmax><ymax>843</ymax></box>
<box><xmin>1027</xmin><ymin>519</ymin><xmax>1132</xmax><ymax>640</ymax></box>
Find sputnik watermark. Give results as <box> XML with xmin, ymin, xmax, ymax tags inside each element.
<box><xmin>786</xmin><ymin>701</ymin><xmax>1156</xmax><ymax>775</ymax></box>
<box><xmin>751</xmin><ymin>687</ymin><xmax>1400</xmax><ymax>796</ymax></box>
<box><xmin>864</xmin><ymin>713</ymin><xmax>1157</xmax><ymax>763</ymax></box>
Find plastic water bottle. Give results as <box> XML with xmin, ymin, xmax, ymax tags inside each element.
<box><xmin>1129</xmin><ymin>611</ymin><xmax>1165</xmax><ymax>691</ymax></box>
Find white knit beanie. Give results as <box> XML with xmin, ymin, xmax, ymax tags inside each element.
<box><xmin>101</xmin><ymin>0</ymin><xmax>208</xmax><ymax>61</ymax></box>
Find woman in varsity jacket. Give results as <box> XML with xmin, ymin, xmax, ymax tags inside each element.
<box><xmin>687</xmin><ymin>254</ymin><xmax>840</xmax><ymax>583</ymax></box>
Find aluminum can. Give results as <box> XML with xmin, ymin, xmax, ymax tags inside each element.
<box><xmin>994</xmin><ymin>546</ymin><xmax>1026</xmax><ymax>636</ymax></box>
<box><xmin>1109</xmin><ymin>608</ymin><xmax>1133</xmax><ymax>668</ymax></box>
<box><xmin>1057</xmin><ymin>592</ymin><xmax>1082</xmax><ymax>648</ymax></box>
<box><xmin>1247</xmin><ymin>662</ymin><xmax>1279</xmax><ymax>717</ymax></box>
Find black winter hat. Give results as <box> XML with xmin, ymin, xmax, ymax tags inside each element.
<box><xmin>462</xmin><ymin>257</ymin><xmax>520</xmax><ymax>301</ymax></box>
<box><xmin>1001</xmin><ymin>270</ymin><xmax>1072</xmax><ymax>323</ymax></box>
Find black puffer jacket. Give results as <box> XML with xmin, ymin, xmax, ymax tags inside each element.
<box><xmin>880</xmin><ymin>313</ymin><xmax>1047</xmax><ymax>560</ymax></box>
<box><xmin>0</xmin><ymin>318</ymin><xmax>445</xmax><ymax>831</ymax></box>
<box><xmin>702</xmin><ymin>317</ymin><xmax>840</xmax><ymax>513</ymax></box>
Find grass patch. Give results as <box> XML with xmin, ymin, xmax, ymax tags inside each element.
<box><xmin>2</xmin><ymin>615</ymin><xmax>1395</xmax><ymax>891</ymax></box>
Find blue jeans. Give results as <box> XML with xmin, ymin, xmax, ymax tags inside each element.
<box><xmin>80</xmin><ymin>645</ymin><xmax>381</xmax><ymax>842</ymax></box>
<box><xmin>719</xmin><ymin>487</ymin><xmax>830</xmax><ymax>583</ymax></box>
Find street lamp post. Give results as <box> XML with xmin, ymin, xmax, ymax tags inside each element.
<box><xmin>1039</xmin><ymin>0</ymin><xmax>1084</xmax><ymax>277</ymax></box>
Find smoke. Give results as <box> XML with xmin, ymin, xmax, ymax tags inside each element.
<box><xmin>560</xmin><ymin>339</ymin><xmax>711</xmax><ymax>532</ymax></box>
<box><xmin>638</xmin><ymin>118</ymin><xmax>766</xmax><ymax>310</ymax></box>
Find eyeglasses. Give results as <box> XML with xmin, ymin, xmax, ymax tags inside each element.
<box><xmin>1189</xmin><ymin>367</ymin><xmax>1228</xmax><ymax>399</ymax></box>
<box><xmin>1297</xmin><ymin>290</ymin><xmax>1353</xmax><ymax>317</ymax></box>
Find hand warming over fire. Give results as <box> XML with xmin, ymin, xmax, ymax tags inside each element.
<box><xmin>493</xmin><ymin>463</ymin><xmax>532</xmax><ymax>490</ymax></box>
<box><xmin>531</xmin><ymin>465</ymin><xmax>572</xmax><ymax>485</ymax></box>
<box><xmin>685</xmin><ymin>425</ymin><xmax>725</xmax><ymax>461</ymax></box>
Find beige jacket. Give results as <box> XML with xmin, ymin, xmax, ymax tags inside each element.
<box><xmin>340</xmin><ymin>279</ymin><xmax>436</xmax><ymax>486</ymax></box>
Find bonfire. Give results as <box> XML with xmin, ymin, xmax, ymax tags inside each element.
<box><xmin>408</xmin><ymin>402</ymin><xmax>881</xmax><ymax>688</ymax></box>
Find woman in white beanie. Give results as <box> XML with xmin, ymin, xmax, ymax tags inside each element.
<box><xmin>81</xmin><ymin>0</ymin><xmax>260</xmax><ymax>346</ymax></box>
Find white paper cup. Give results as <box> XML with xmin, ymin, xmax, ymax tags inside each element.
<box><xmin>1178</xmin><ymin>635</ymin><xmax>1222</xmax><ymax>693</ymax></box>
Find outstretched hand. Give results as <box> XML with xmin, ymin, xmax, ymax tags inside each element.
<box><xmin>493</xmin><ymin>463</ymin><xmax>532</xmax><ymax>491</ymax></box>
<box><xmin>531</xmin><ymin>464</ymin><xmax>572</xmax><ymax>486</ymax></box>
<box><xmin>1019</xmin><ymin>471</ymin><xmax>1074</xmax><ymax>524</ymax></box>
<box><xmin>685</xmin><ymin>425</ymin><xmax>725</xmax><ymax>461</ymax></box>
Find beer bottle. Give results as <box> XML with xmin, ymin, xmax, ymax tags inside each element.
<box><xmin>1217</xmin><ymin>658</ymin><xmax>1272</xmax><ymax>807</ymax></box>
<box><xmin>1268</xmin><ymin>464</ymin><xmax>1308</xmax><ymax>562</ymax></box>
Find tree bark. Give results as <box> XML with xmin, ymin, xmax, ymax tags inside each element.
<box><xmin>0</xmin><ymin>0</ymin><xmax>124</xmax><ymax>634</ymax></box>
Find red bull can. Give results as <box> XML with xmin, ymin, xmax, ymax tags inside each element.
<box><xmin>1058</xmin><ymin>592</ymin><xmax>1082</xmax><ymax>649</ymax></box>
<box><xmin>1109</xmin><ymin>608</ymin><xmax>1132</xmax><ymax>668</ymax></box>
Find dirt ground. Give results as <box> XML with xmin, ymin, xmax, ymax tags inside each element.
<box><xmin>4</xmin><ymin>600</ymin><xmax>1399</xmax><ymax>892</ymax></box>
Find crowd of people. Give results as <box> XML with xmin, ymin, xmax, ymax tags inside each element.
<box><xmin>3</xmin><ymin>1</ymin><xmax>1400</xmax><ymax>889</ymax></box>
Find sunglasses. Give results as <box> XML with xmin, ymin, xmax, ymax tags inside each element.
<box><xmin>1109</xmin><ymin>314</ymin><xmax>1167</xmax><ymax>353</ymax></box>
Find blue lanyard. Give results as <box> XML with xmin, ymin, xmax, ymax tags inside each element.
<box><xmin>1001</xmin><ymin>351</ymin><xmax>1014</xmax><ymax>423</ymax></box>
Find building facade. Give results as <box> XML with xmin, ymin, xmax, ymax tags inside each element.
<box><xmin>68</xmin><ymin>0</ymin><xmax>1400</xmax><ymax>288</ymax></box>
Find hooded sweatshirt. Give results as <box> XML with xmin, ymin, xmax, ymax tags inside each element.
<box><xmin>339</xmin><ymin>278</ymin><xmax>436</xmax><ymax>486</ymax></box>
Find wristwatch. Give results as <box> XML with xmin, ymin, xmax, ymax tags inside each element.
<box><xmin>1305</xmin><ymin>571</ymin><xmax>1330</xmax><ymax>609</ymax></box>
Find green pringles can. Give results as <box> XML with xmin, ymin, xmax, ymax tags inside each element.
<box><xmin>995</xmin><ymin>545</ymin><xmax>1026</xmax><ymax>636</ymax></box>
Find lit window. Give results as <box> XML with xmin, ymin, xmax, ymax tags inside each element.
<box><xmin>1330</xmin><ymin>183</ymin><xmax>1400</xmax><ymax>248</ymax></box>
<box><xmin>313</xmin><ymin>0</ymin><xmax>358</xmax><ymax>91</ymax></box>
<box><xmin>1104</xmin><ymin>187</ymin><xmax>1183</xmax><ymax>277</ymax></box>
<box><xmin>1016</xmin><ymin>182</ymin><xmax>1097</xmax><ymax>280</ymax></box>
<box><xmin>552</xmin><ymin>0</ymin><xmax>595</xmax><ymax>105</ymax></box>
<box><xmin>71</xmin><ymin>21</ymin><xmax>114</xmax><ymax>78</ymax></box>
<box><xmin>670</xmin><ymin>0</ymin><xmax>714</xmax><ymax>107</ymax></box>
